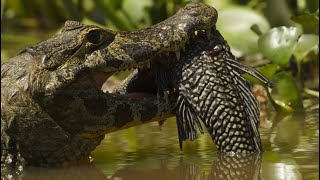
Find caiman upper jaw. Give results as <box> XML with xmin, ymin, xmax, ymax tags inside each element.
<box><xmin>85</xmin><ymin>28</ymin><xmax>220</xmax><ymax>97</ymax></box>
<box><xmin>83</xmin><ymin>3</ymin><xmax>218</xmax><ymax>74</ymax></box>
<box><xmin>85</xmin><ymin>27</ymin><xmax>218</xmax><ymax>74</ymax></box>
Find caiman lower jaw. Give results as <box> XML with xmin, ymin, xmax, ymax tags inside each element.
<box><xmin>76</xmin><ymin>89</ymin><xmax>178</xmax><ymax>140</ymax></box>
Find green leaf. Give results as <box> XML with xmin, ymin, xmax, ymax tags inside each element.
<box><xmin>258</xmin><ymin>26</ymin><xmax>302</xmax><ymax>68</ymax></box>
<box><xmin>216</xmin><ymin>6</ymin><xmax>270</xmax><ymax>56</ymax></box>
<box><xmin>294</xmin><ymin>34</ymin><xmax>319</xmax><ymax>62</ymax></box>
<box><xmin>306</xmin><ymin>2</ymin><xmax>319</xmax><ymax>14</ymax></box>
<box><xmin>270</xmin><ymin>71</ymin><xmax>304</xmax><ymax>112</ymax></box>
<box><xmin>93</xmin><ymin>0</ymin><xmax>135</xmax><ymax>30</ymax></box>
<box><xmin>204</xmin><ymin>0</ymin><xmax>235</xmax><ymax>9</ymax></box>
<box><xmin>122</xmin><ymin>0</ymin><xmax>153</xmax><ymax>24</ymax></box>
<box><xmin>291</xmin><ymin>12</ymin><xmax>319</xmax><ymax>34</ymax></box>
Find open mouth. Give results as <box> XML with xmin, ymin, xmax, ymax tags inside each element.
<box><xmin>88</xmin><ymin>28</ymin><xmax>217</xmax><ymax>99</ymax></box>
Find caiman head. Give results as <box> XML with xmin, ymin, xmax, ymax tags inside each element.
<box><xmin>1</xmin><ymin>3</ymin><xmax>219</xmax><ymax>168</ymax></box>
<box><xmin>2</xmin><ymin>20</ymin><xmax>116</xmax><ymax>95</ymax></box>
<box><xmin>1</xmin><ymin>20</ymin><xmax>118</xmax><ymax>168</ymax></box>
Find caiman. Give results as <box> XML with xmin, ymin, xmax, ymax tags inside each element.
<box><xmin>1</xmin><ymin>3</ymin><xmax>217</xmax><ymax>169</ymax></box>
<box><xmin>1</xmin><ymin>2</ymin><xmax>272</xmax><ymax>172</ymax></box>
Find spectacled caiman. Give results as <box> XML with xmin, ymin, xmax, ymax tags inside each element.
<box><xmin>1</xmin><ymin>2</ymin><xmax>217</xmax><ymax>169</ymax></box>
<box><xmin>1</xmin><ymin>2</ymin><xmax>272</xmax><ymax>171</ymax></box>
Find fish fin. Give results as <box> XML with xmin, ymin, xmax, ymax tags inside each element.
<box><xmin>226</xmin><ymin>58</ymin><xmax>273</xmax><ymax>88</ymax></box>
<box><xmin>176</xmin><ymin>95</ymin><xmax>203</xmax><ymax>150</ymax></box>
<box><xmin>238</xmin><ymin>76</ymin><xmax>263</xmax><ymax>151</ymax></box>
<box><xmin>230</xmin><ymin>67</ymin><xmax>263</xmax><ymax>151</ymax></box>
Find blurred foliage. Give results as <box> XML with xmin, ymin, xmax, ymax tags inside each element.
<box><xmin>1</xmin><ymin>0</ymin><xmax>319</xmax><ymax>113</ymax></box>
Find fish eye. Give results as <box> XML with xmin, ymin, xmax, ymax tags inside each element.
<box><xmin>87</xmin><ymin>30</ymin><xmax>101</xmax><ymax>44</ymax></box>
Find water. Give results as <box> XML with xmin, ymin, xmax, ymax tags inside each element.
<box><xmin>11</xmin><ymin>100</ymin><xmax>318</xmax><ymax>180</ymax></box>
<box><xmin>93</xmin><ymin>103</ymin><xmax>318</xmax><ymax>180</ymax></box>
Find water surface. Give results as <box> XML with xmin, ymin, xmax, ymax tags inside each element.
<box><xmin>16</xmin><ymin>100</ymin><xmax>319</xmax><ymax>180</ymax></box>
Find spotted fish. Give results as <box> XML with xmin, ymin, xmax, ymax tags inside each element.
<box><xmin>155</xmin><ymin>30</ymin><xmax>273</xmax><ymax>153</ymax></box>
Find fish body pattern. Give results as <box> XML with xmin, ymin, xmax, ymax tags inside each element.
<box><xmin>164</xmin><ymin>30</ymin><xmax>273</xmax><ymax>153</ymax></box>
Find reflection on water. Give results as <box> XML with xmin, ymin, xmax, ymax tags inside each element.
<box><xmin>2</xmin><ymin>101</ymin><xmax>319</xmax><ymax>180</ymax></box>
<box><xmin>209</xmin><ymin>154</ymin><xmax>262</xmax><ymax>180</ymax></box>
<box><xmin>109</xmin><ymin>154</ymin><xmax>262</xmax><ymax>180</ymax></box>
<box><xmin>16</xmin><ymin>165</ymin><xmax>106</xmax><ymax>180</ymax></box>
<box><xmin>13</xmin><ymin>154</ymin><xmax>263</xmax><ymax>180</ymax></box>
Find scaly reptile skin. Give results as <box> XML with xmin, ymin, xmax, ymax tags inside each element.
<box><xmin>1</xmin><ymin>3</ymin><xmax>218</xmax><ymax>170</ymax></box>
<box><xmin>85</xmin><ymin>2</ymin><xmax>217</xmax><ymax>72</ymax></box>
<box><xmin>1</xmin><ymin>21</ymin><xmax>117</xmax><ymax>169</ymax></box>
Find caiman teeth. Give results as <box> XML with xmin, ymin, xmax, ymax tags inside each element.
<box><xmin>164</xmin><ymin>91</ymin><xmax>169</xmax><ymax>100</ymax></box>
<box><xmin>182</xmin><ymin>46</ymin><xmax>186</xmax><ymax>52</ymax></box>
<box><xmin>140</xmin><ymin>62</ymin><xmax>150</xmax><ymax>70</ymax></box>
<box><xmin>206</xmin><ymin>28</ymin><xmax>213</xmax><ymax>39</ymax></box>
<box><xmin>156</xmin><ymin>90</ymin><xmax>169</xmax><ymax>99</ymax></box>
<box><xmin>157</xmin><ymin>91</ymin><xmax>169</xmax><ymax>99</ymax></box>
<box><xmin>170</xmin><ymin>87</ymin><xmax>177</xmax><ymax>93</ymax></box>
<box><xmin>137</xmin><ymin>61</ymin><xmax>151</xmax><ymax>70</ymax></box>
<box><xmin>175</xmin><ymin>50</ymin><xmax>181</xmax><ymax>61</ymax></box>
<box><xmin>146</xmin><ymin>62</ymin><xmax>150</xmax><ymax>68</ymax></box>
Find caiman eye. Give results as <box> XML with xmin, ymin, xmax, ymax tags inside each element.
<box><xmin>87</xmin><ymin>30</ymin><xmax>101</xmax><ymax>44</ymax></box>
